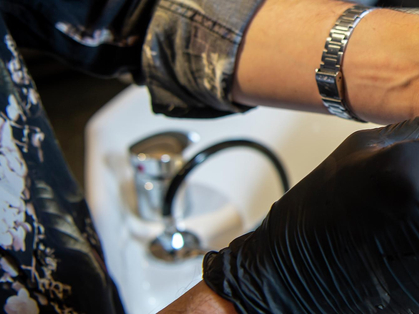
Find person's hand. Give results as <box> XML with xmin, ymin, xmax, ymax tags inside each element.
<box><xmin>204</xmin><ymin>118</ymin><xmax>419</xmax><ymax>313</ymax></box>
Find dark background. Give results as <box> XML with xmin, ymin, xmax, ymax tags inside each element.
<box><xmin>378</xmin><ymin>0</ymin><xmax>419</xmax><ymax>5</ymax></box>
<box><xmin>23</xmin><ymin>50</ymin><xmax>129</xmax><ymax>189</ymax></box>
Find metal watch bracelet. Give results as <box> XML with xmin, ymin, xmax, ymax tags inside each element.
<box><xmin>315</xmin><ymin>5</ymin><xmax>375</xmax><ymax>122</ymax></box>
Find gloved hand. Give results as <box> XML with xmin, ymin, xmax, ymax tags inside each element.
<box><xmin>203</xmin><ymin>118</ymin><xmax>419</xmax><ymax>314</ymax></box>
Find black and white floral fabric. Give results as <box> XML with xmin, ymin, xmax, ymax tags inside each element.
<box><xmin>0</xmin><ymin>21</ymin><xmax>124</xmax><ymax>314</ymax></box>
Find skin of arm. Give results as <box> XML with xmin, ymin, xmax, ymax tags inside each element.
<box><xmin>157</xmin><ymin>281</ymin><xmax>237</xmax><ymax>314</ymax></box>
<box><xmin>232</xmin><ymin>0</ymin><xmax>419</xmax><ymax>125</ymax></box>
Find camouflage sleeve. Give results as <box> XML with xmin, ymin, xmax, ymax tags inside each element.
<box><xmin>142</xmin><ymin>0</ymin><xmax>263</xmax><ymax>118</ymax></box>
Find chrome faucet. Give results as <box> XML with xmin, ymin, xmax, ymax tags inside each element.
<box><xmin>129</xmin><ymin>131</ymin><xmax>199</xmax><ymax>222</ymax></box>
<box><xmin>130</xmin><ymin>133</ymin><xmax>290</xmax><ymax>262</ymax></box>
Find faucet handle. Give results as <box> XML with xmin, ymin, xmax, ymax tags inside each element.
<box><xmin>130</xmin><ymin>153</ymin><xmax>184</xmax><ymax>179</ymax></box>
<box><xmin>129</xmin><ymin>131</ymin><xmax>199</xmax><ymax>178</ymax></box>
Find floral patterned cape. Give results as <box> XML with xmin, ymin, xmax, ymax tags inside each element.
<box><xmin>0</xmin><ymin>17</ymin><xmax>125</xmax><ymax>314</ymax></box>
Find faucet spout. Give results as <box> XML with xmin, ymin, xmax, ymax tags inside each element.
<box><xmin>149</xmin><ymin>216</ymin><xmax>204</xmax><ymax>262</ymax></box>
<box><xmin>149</xmin><ymin>138</ymin><xmax>290</xmax><ymax>262</ymax></box>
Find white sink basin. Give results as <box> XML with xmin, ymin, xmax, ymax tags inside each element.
<box><xmin>85</xmin><ymin>85</ymin><xmax>378</xmax><ymax>313</ymax></box>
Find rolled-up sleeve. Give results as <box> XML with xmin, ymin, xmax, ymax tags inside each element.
<box><xmin>1</xmin><ymin>0</ymin><xmax>263</xmax><ymax>119</ymax></box>
<box><xmin>142</xmin><ymin>0</ymin><xmax>263</xmax><ymax>118</ymax></box>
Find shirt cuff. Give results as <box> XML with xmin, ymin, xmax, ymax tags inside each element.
<box><xmin>142</xmin><ymin>0</ymin><xmax>263</xmax><ymax>118</ymax></box>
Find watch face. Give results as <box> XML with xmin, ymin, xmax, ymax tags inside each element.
<box><xmin>315</xmin><ymin>71</ymin><xmax>341</xmax><ymax>99</ymax></box>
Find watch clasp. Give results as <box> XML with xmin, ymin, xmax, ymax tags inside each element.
<box><xmin>315</xmin><ymin>69</ymin><xmax>344</xmax><ymax>101</ymax></box>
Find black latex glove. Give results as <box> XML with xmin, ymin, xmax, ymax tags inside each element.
<box><xmin>203</xmin><ymin>118</ymin><xmax>419</xmax><ymax>314</ymax></box>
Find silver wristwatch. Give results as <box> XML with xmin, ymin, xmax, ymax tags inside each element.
<box><xmin>315</xmin><ymin>5</ymin><xmax>375</xmax><ymax>122</ymax></box>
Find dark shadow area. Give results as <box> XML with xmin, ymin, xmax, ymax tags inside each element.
<box><xmin>377</xmin><ymin>0</ymin><xmax>419</xmax><ymax>7</ymax></box>
<box><xmin>22</xmin><ymin>50</ymin><xmax>129</xmax><ymax>188</ymax></box>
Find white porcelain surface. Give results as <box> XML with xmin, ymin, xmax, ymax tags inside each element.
<box><xmin>85</xmin><ymin>85</ymin><xmax>379</xmax><ymax>313</ymax></box>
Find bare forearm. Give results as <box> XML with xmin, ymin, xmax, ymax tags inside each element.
<box><xmin>232</xmin><ymin>0</ymin><xmax>419</xmax><ymax>124</ymax></box>
<box><xmin>158</xmin><ymin>281</ymin><xmax>237</xmax><ymax>314</ymax></box>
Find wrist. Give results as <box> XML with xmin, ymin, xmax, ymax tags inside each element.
<box><xmin>158</xmin><ymin>281</ymin><xmax>237</xmax><ymax>314</ymax></box>
<box><xmin>343</xmin><ymin>8</ymin><xmax>419</xmax><ymax>124</ymax></box>
<box><xmin>232</xmin><ymin>0</ymin><xmax>419</xmax><ymax>124</ymax></box>
<box><xmin>232</xmin><ymin>0</ymin><xmax>355</xmax><ymax>112</ymax></box>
